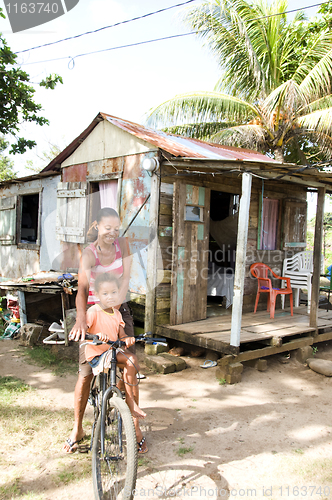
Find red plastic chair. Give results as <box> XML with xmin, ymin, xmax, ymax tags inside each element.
<box><xmin>250</xmin><ymin>263</ymin><xmax>293</xmax><ymax>319</ymax></box>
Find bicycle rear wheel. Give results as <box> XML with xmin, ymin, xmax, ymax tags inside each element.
<box><xmin>92</xmin><ymin>394</ymin><xmax>137</xmax><ymax>500</ymax></box>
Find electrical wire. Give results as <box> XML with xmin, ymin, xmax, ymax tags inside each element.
<box><xmin>15</xmin><ymin>0</ymin><xmax>329</xmax><ymax>62</ymax></box>
<box><xmin>16</xmin><ymin>0</ymin><xmax>330</xmax><ymax>67</ymax></box>
<box><xmin>15</xmin><ymin>0</ymin><xmax>197</xmax><ymax>54</ymax></box>
<box><xmin>20</xmin><ymin>32</ymin><xmax>194</xmax><ymax>66</ymax></box>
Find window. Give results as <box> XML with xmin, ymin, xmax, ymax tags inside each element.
<box><xmin>19</xmin><ymin>193</ymin><xmax>40</xmax><ymax>244</ymax></box>
<box><xmin>185</xmin><ymin>205</ymin><xmax>203</xmax><ymax>222</ymax></box>
<box><xmin>0</xmin><ymin>192</ymin><xmax>41</xmax><ymax>247</ymax></box>
<box><xmin>259</xmin><ymin>198</ymin><xmax>279</xmax><ymax>250</ymax></box>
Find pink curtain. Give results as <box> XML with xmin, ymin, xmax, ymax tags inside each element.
<box><xmin>261</xmin><ymin>198</ymin><xmax>279</xmax><ymax>250</ymax></box>
<box><xmin>99</xmin><ymin>180</ymin><xmax>118</xmax><ymax>210</ymax></box>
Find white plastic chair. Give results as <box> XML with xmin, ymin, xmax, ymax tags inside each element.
<box><xmin>281</xmin><ymin>251</ymin><xmax>323</xmax><ymax>313</ymax></box>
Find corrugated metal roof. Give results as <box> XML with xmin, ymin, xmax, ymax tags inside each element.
<box><xmin>101</xmin><ymin>113</ymin><xmax>276</xmax><ymax>163</ymax></box>
<box><xmin>41</xmin><ymin>112</ymin><xmax>276</xmax><ymax>173</ymax></box>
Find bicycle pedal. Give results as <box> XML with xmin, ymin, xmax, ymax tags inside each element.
<box><xmin>77</xmin><ymin>444</ymin><xmax>90</xmax><ymax>454</ymax></box>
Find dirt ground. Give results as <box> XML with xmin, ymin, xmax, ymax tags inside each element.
<box><xmin>1</xmin><ymin>338</ymin><xmax>332</xmax><ymax>500</ymax></box>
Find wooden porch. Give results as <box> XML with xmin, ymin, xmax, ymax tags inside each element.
<box><xmin>155</xmin><ymin>306</ymin><xmax>332</xmax><ymax>361</ymax></box>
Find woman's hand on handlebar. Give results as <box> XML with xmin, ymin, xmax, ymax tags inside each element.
<box><xmin>122</xmin><ymin>336</ymin><xmax>135</xmax><ymax>349</ymax></box>
<box><xmin>69</xmin><ymin>318</ymin><xmax>88</xmax><ymax>342</ymax></box>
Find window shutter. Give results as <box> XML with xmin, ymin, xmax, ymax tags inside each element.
<box><xmin>283</xmin><ymin>200</ymin><xmax>307</xmax><ymax>249</ymax></box>
<box><xmin>56</xmin><ymin>182</ymin><xmax>87</xmax><ymax>243</ymax></box>
<box><xmin>0</xmin><ymin>196</ymin><xmax>17</xmax><ymax>245</ymax></box>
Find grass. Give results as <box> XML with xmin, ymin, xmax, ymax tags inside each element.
<box><xmin>0</xmin><ymin>375</ymin><xmax>92</xmax><ymax>499</ymax></box>
<box><xmin>218</xmin><ymin>378</ymin><xmax>226</xmax><ymax>385</ymax></box>
<box><xmin>22</xmin><ymin>345</ymin><xmax>77</xmax><ymax>376</ymax></box>
<box><xmin>177</xmin><ymin>446</ymin><xmax>194</xmax><ymax>457</ymax></box>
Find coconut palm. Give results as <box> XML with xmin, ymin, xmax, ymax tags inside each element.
<box><xmin>147</xmin><ymin>0</ymin><xmax>332</xmax><ymax>164</ymax></box>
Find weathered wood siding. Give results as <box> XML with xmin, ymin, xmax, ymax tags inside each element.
<box><xmin>0</xmin><ymin>175</ymin><xmax>61</xmax><ymax>279</ymax></box>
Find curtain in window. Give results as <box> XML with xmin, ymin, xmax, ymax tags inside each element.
<box><xmin>99</xmin><ymin>180</ymin><xmax>118</xmax><ymax>210</ymax></box>
<box><xmin>261</xmin><ymin>198</ymin><xmax>279</xmax><ymax>250</ymax></box>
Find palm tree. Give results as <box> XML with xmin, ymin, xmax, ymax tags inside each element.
<box><xmin>147</xmin><ymin>0</ymin><xmax>332</xmax><ymax>164</ymax></box>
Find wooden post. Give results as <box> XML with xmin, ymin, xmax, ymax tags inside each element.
<box><xmin>144</xmin><ymin>170</ymin><xmax>161</xmax><ymax>334</ymax></box>
<box><xmin>230</xmin><ymin>172</ymin><xmax>252</xmax><ymax>347</ymax></box>
<box><xmin>310</xmin><ymin>187</ymin><xmax>325</xmax><ymax>328</ymax></box>
<box><xmin>17</xmin><ymin>291</ymin><xmax>27</xmax><ymax>327</ymax></box>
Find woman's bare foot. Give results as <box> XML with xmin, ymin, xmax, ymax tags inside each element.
<box><xmin>127</xmin><ymin>400</ymin><xmax>146</xmax><ymax>419</ymax></box>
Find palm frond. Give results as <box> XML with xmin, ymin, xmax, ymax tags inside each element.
<box><xmin>146</xmin><ymin>91</ymin><xmax>257</xmax><ymax>131</ymax></box>
<box><xmin>297</xmin><ymin>107</ymin><xmax>332</xmax><ymax>137</ymax></box>
<box><xmin>210</xmin><ymin>123</ymin><xmax>268</xmax><ymax>150</ymax></box>
<box><xmin>161</xmin><ymin>121</ymin><xmax>238</xmax><ymax>140</ymax></box>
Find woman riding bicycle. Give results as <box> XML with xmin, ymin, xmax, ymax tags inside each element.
<box><xmin>64</xmin><ymin>207</ymin><xmax>148</xmax><ymax>454</ymax></box>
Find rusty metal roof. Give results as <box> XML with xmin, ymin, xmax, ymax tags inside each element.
<box><xmin>101</xmin><ymin>112</ymin><xmax>276</xmax><ymax>162</ymax></box>
<box><xmin>41</xmin><ymin>112</ymin><xmax>276</xmax><ymax>173</ymax></box>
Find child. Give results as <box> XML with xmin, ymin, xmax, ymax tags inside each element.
<box><xmin>85</xmin><ymin>273</ymin><xmax>147</xmax><ymax>427</ymax></box>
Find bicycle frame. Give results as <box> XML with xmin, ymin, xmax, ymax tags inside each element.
<box><xmin>99</xmin><ymin>346</ymin><xmax>122</xmax><ymax>457</ymax></box>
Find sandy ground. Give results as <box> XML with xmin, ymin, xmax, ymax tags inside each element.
<box><xmin>1</xmin><ymin>338</ymin><xmax>332</xmax><ymax>500</ymax></box>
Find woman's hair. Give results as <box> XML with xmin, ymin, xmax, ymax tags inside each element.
<box><xmin>96</xmin><ymin>207</ymin><xmax>119</xmax><ymax>223</ymax></box>
<box><xmin>86</xmin><ymin>207</ymin><xmax>120</xmax><ymax>241</ymax></box>
<box><xmin>95</xmin><ymin>272</ymin><xmax>120</xmax><ymax>292</ymax></box>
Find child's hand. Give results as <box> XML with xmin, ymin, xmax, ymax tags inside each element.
<box><xmin>97</xmin><ymin>332</ymin><xmax>109</xmax><ymax>342</ymax></box>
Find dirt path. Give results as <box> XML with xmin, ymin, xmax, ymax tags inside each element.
<box><xmin>1</xmin><ymin>338</ymin><xmax>332</xmax><ymax>500</ymax></box>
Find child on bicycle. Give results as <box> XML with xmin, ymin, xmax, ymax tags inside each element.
<box><xmin>85</xmin><ymin>272</ymin><xmax>147</xmax><ymax>428</ymax></box>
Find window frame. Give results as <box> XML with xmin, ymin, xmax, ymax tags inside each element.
<box><xmin>17</xmin><ymin>190</ymin><xmax>42</xmax><ymax>250</ymax></box>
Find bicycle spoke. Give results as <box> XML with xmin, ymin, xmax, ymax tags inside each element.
<box><xmin>92</xmin><ymin>396</ymin><xmax>137</xmax><ymax>500</ymax></box>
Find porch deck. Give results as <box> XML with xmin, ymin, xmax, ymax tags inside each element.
<box><xmin>155</xmin><ymin>306</ymin><xmax>332</xmax><ymax>361</ymax></box>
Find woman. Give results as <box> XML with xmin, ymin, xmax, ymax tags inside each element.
<box><xmin>64</xmin><ymin>207</ymin><xmax>148</xmax><ymax>454</ymax></box>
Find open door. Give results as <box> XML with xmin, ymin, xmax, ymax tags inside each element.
<box><xmin>170</xmin><ymin>182</ymin><xmax>210</xmax><ymax>325</ymax></box>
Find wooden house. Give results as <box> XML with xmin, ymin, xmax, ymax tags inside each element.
<box><xmin>8</xmin><ymin>111</ymin><xmax>332</xmax><ymax>378</ymax></box>
<box><xmin>0</xmin><ymin>171</ymin><xmax>61</xmax><ymax>278</ymax></box>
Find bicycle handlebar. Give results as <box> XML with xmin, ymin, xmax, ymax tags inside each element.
<box><xmin>84</xmin><ymin>333</ymin><xmax>167</xmax><ymax>347</ymax></box>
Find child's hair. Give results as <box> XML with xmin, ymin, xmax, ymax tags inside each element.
<box><xmin>94</xmin><ymin>272</ymin><xmax>120</xmax><ymax>292</ymax></box>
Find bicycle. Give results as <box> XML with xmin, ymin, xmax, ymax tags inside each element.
<box><xmin>85</xmin><ymin>332</ymin><xmax>167</xmax><ymax>500</ymax></box>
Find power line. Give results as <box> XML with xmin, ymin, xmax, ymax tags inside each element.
<box><xmin>15</xmin><ymin>0</ymin><xmax>197</xmax><ymax>54</ymax></box>
<box><xmin>15</xmin><ymin>0</ymin><xmax>328</xmax><ymax>57</ymax></box>
<box><xmin>20</xmin><ymin>32</ymin><xmax>195</xmax><ymax>67</ymax></box>
<box><xmin>254</xmin><ymin>0</ymin><xmax>330</xmax><ymax>20</ymax></box>
<box><xmin>18</xmin><ymin>0</ymin><xmax>330</xmax><ymax>67</ymax></box>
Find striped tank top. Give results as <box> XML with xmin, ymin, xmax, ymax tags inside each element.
<box><xmin>87</xmin><ymin>240</ymin><xmax>124</xmax><ymax>304</ymax></box>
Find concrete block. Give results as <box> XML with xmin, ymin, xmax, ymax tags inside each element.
<box><xmin>20</xmin><ymin>323</ymin><xmax>43</xmax><ymax>346</ymax></box>
<box><xmin>159</xmin><ymin>352</ymin><xmax>187</xmax><ymax>371</ymax></box>
<box><xmin>216</xmin><ymin>367</ymin><xmax>228</xmax><ymax>380</ymax></box>
<box><xmin>50</xmin><ymin>343</ymin><xmax>79</xmax><ymax>361</ymax></box>
<box><xmin>145</xmin><ymin>342</ymin><xmax>169</xmax><ymax>355</ymax></box>
<box><xmin>218</xmin><ymin>355</ymin><xmax>234</xmax><ymax>367</ymax></box>
<box><xmin>225</xmin><ymin>372</ymin><xmax>242</xmax><ymax>384</ymax></box>
<box><xmin>228</xmin><ymin>362</ymin><xmax>243</xmax><ymax>375</ymax></box>
<box><xmin>245</xmin><ymin>358</ymin><xmax>268</xmax><ymax>371</ymax></box>
<box><xmin>216</xmin><ymin>361</ymin><xmax>243</xmax><ymax>384</ymax></box>
<box><xmin>145</xmin><ymin>355</ymin><xmax>176</xmax><ymax>374</ymax></box>
<box><xmin>205</xmin><ymin>349</ymin><xmax>220</xmax><ymax>361</ymax></box>
<box><xmin>296</xmin><ymin>346</ymin><xmax>313</xmax><ymax>364</ymax></box>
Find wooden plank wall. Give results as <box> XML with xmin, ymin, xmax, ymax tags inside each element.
<box><xmin>155</xmin><ymin>182</ymin><xmax>173</xmax><ymax>325</ymax></box>
<box><xmin>130</xmin><ymin>171</ymin><xmax>308</xmax><ymax>326</ymax></box>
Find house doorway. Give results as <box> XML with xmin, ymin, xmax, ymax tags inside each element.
<box><xmin>207</xmin><ymin>190</ymin><xmax>239</xmax><ymax>316</ymax></box>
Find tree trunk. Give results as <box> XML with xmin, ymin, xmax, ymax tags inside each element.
<box><xmin>274</xmin><ymin>146</ymin><xmax>285</xmax><ymax>163</ymax></box>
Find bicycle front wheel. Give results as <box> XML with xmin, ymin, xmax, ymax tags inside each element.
<box><xmin>92</xmin><ymin>394</ymin><xmax>137</xmax><ymax>500</ymax></box>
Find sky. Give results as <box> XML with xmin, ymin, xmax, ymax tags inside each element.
<box><xmin>0</xmin><ymin>0</ymin><xmax>322</xmax><ymax>176</ymax></box>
